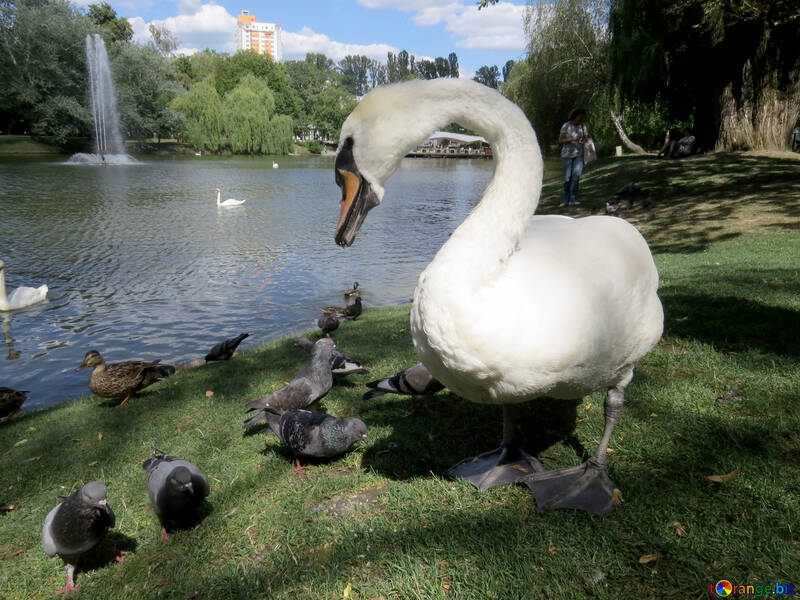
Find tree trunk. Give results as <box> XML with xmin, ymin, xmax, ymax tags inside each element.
<box><xmin>716</xmin><ymin>60</ymin><xmax>800</xmax><ymax>151</ymax></box>
<box><xmin>610</xmin><ymin>111</ymin><xmax>647</xmax><ymax>154</ymax></box>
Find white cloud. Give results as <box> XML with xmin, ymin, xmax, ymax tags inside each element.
<box><xmin>283</xmin><ymin>26</ymin><xmax>398</xmax><ymax>63</ymax></box>
<box><xmin>357</xmin><ymin>0</ymin><xmax>456</xmax><ymax>9</ymax></box>
<box><xmin>412</xmin><ymin>3</ymin><xmax>463</xmax><ymax>27</ymax></box>
<box><xmin>360</xmin><ymin>0</ymin><xmax>525</xmax><ymax>52</ymax></box>
<box><xmin>130</xmin><ymin>4</ymin><xmax>238</xmax><ymax>54</ymax></box>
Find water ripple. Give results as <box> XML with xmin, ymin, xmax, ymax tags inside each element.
<box><xmin>0</xmin><ymin>156</ymin><xmax>492</xmax><ymax>409</ymax></box>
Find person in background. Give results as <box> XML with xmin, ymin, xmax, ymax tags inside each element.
<box><xmin>658</xmin><ymin>127</ymin><xmax>695</xmax><ymax>158</ymax></box>
<box><xmin>792</xmin><ymin>126</ymin><xmax>800</xmax><ymax>151</ymax></box>
<box><xmin>558</xmin><ymin>108</ymin><xmax>588</xmax><ymax>207</ymax></box>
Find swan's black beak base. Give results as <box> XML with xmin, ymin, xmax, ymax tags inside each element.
<box><xmin>334</xmin><ymin>139</ymin><xmax>379</xmax><ymax>247</ymax></box>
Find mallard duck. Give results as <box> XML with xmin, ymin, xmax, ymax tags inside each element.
<box><xmin>76</xmin><ymin>350</ymin><xmax>173</xmax><ymax>405</ymax></box>
<box><xmin>344</xmin><ymin>281</ymin><xmax>361</xmax><ymax>302</ymax></box>
<box><xmin>322</xmin><ymin>296</ymin><xmax>362</xmax><ymax>320</ymax></box>
<box><xmin>0</xmin><ymin>387</ymin><xmax>27</xmax><ymax>421</ymax></box>
<box><xmin>332</xmin><ymin>78</ymin><xmax>663</xmax><ymax>515</ymax></box>
<box><xmin>0</xmin><ymin>259</ymin><xmax>48</xmax><ymax>311</ymax></box>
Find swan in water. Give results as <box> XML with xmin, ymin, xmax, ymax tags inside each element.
<box><xmin>215</xmin><ymin>188</ymin><xmax>245</xmax><ymax>207</ymax></box>
<box><xmin>272</xmin><ymin>161</ymin><xmax>279</xmax><ymax>169</ymax></box>
<box><xmin>332</xmin><ymin>79</ymin><xmax>663</xmax><ymax>515</ymax></box>
<box><xmin>0</xmin><ymin>259</ymin><xmax>48</xmax><ymax>311</ymax></box>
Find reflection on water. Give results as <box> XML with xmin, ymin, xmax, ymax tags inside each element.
<box><xmin>0</xmin><ymin>155</ymin><xmax>493</xmax><ymax>409</ymax></box>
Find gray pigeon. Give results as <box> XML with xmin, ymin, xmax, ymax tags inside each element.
<box><xmin>243</xmin><ymin>338</ymin><xmax>336</xmax><ymax>428</ymax></box>
<box><xmin>41</xmin><ymin>481</ymin><xmax>116</xmax><ymax>594</ymax></box>
<box><xmin>142</xmin><ymin>444</ymin><xmax>210</xmax><ymax>541</ymax></box>
<box><xmin>263</xmin><ymin>408</ymin><xmax>368</xmax><ymax>471</ymax></box>
<box><xmin>205</xmin><ymin>333</ymin><xmax>249</xmax><ymax>361</ymax></box>
<box><xmin>296</xmin><ymin>336</ymin><xmax>369</xmax><ymax>376</ymax></box>
<box><xmin>363</xmin><ymin>362</ymin><xmax>445</xmax><ymax>400</ymax></box>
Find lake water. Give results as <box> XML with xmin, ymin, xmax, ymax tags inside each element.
<box><xmin>0</xmin><ymin>155</ymin><xmax>494</xmax><ymax>410</ymax></box>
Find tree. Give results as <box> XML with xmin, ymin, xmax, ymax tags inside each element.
<box><xmin>473</xmin><ymin>65</ymin><xmax>500</xmax><ymax>89</ymax></box>
<box><xmin>0</xmin><ymin>0</ymin><xmax>94</xmax><ymax>136</ymax></box>
<box><xmin>416</xmin><ymin>59</ymin><xmax>438</xmax><ymax>80</ymax></box>
<box><xmin>609</xmin><ymin>0</ymin><xmax>800</xmax><ymax>151</ymax></box>
<box><xmin>448</xmin><ymin>52</ymin><xmax>459</xmax><ymax>77</ymax></box>
<box><xmin>504</xmin><ymin>0</ymin><xmax>614</xmax><ymax>155</ymax></box>
<box><xmin>87</xmin><ymin>2</ymin><xmax>132</xmax><ymax>44</ymax></box>
<box><xmin>220</xmin><ymin>51</ymin><xmax>303</xmax><ymax>120</ymax></box>
<box><xmin>502</xmin><ymin>60</ymin><xmax>515</xmax><ymax>82</ymax></box>
<box><xmin>367</xmin><ymin>59</ymin><xmax>387</xmax><ymax>88</ymax></box>
<box><xmin>305</xmin><ymin>53</ymin><xmax>337</xmax><ymax>75</ymax></box>
<box><xmin>221</xmin><ymin>74</ymin><xmax>275</xmax><ymax>154</ymax></box>
<box><xmin>311</xmin><ymin>85</ymin><xmax>357</xmax><ymax>142</ymax></box>
<box><xmin>148</xmin><ymin>23</ymin><xmax>179</xmax><ymax>56</ymax></box>
<box><xmin>177</xmin><ymin>77</ymin><xmax>223</xmax><ymax>151</ymax></box>
<box><xmin>387</xmin><ymin>50</ymin><xmax>416</xmax><ymax>82</ymax></box>
<box><xmin>338</xmin><ymin>55</ymin><xmax>371</xmax><ymax>96</ymax></box>
<box><xmin>111</xmin><ymin>42</ymin><xmax>184</xmax><ymax>140</ymax></box>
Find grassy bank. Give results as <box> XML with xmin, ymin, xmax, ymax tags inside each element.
<box><xmin>0</xmin><ymin>135</ymin><xmax>65</xmax><ymax>155</ymax></box>
<box><xmin>1</xmin><ymin>152</ymin><xmax>799</xmax><ymax>599</ymax></box>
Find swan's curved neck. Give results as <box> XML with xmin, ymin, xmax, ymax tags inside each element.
<box><xmin>400</xmin><ymin>83</ymin><xmax>543</xmax><ymax>291</ymax></box>
<box><xmin>0</xmin><ymin>269</ymin><xmax>7</xmax><ymax>309</ymax></box>
<box><xmin>216</xmin><ymin>190</ymin><xmax>221</xmax><ymax>205</ymax></box>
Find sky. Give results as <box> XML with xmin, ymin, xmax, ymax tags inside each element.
<box><xmin>76</xmin><ymin>0</ymin><xmax>529</xmax><ymax>77</ymax></box>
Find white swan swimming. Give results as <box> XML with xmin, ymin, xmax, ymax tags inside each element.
<box><xmin>333</xmin><ymin>79</ymin><xmax>664</xmax><ymax>515</ymax></box>
<box><xmin>0</xmin><ymin>259</ymin><xmax>48</xmax><ymax>311</ymax></box>
<box><xmin>215</xmin><ymin>188</ymin><xmax>246</xmax><ymax>207</ymax></box>
<box><xmin>272</xmin><ymin>161</ymin><xmax>279</xmax><ymax>169</ymax></box>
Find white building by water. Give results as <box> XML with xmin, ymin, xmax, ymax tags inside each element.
<box><xmin>236</xmin><ymin>10</ymin><xmax>282</xmax><ymax>62</ymax></box>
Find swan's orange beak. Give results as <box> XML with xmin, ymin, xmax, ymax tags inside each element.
<box><xmin>334</xmin><ymin>140</ymin><xmax>380</xmax><ymax>247</ymax></box>
<box><xmin>336</xmin><ymin>168</ymin><xmax>360</xmax><ymax>233</ymax></box>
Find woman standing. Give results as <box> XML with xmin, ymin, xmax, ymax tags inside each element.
<box><xmin>558</xmin><ymin>108</ymin><xmax>588</xmax><ymax>207</ymax></box>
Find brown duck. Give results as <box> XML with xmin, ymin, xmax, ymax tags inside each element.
<box><xmin>76</xmin><ymin>350</ymin><xmax>174</xmax><ymax>405</ymax></box>
<box><xmin>0</xmin><ymin>387</ymin><xmax>27</xmax><ymax>421</ymax></box>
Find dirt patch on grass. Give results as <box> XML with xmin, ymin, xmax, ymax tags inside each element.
<box><xmin>306</xmin><ymin>482</ymin><xmax>390</xmax><ymax>519</ymax></box>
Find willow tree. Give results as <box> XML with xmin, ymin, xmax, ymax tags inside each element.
<box><xmin>504</xmin><ymin>0</ymin><xmax>614</xmax><ymax>154</ymax></box>
<box><xmin>176</xmin><ymin>77</ymin><xmax>223</xmax><ymax>151</ymax></box>
<box><xmin>609</xmin><ymin>0</ymin><xmax>800</xmax><ymax>151</ymax></box>
<box><xmin>222</xmin><ymin>74</ymin><xmax>275</xmax><ymax>154</ymax></box>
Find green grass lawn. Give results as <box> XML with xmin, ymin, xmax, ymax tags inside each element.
<box><xmin>1</xmin><ymin>152</ymin><xmax>799</xmax><ymax>599</ymax></box>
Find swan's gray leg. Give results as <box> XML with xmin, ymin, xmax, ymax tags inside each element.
<box><xmin>448</xmin><ymin>403</ymin><xmax>545</xmax><ymax>492</ymax></box>
<box><xmin>523</xmin><ymin>386</ymin><xmax>624</xmax><ymax>516</ymax></box>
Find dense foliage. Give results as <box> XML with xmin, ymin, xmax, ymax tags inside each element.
<box><xmin>609</xmin><ymin>0</ymin><xmax>800</xmax><ymax>150</ymax></box>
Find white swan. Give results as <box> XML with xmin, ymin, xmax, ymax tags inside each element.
<box><xmin>215</xmin><ymin>188</ymin><xmax>245</xmax><ymax>207</ymax></box>
<box><xmin>0</xmin><ymin>259</ymin><xmax>48</xmax><ymax>311</ymax></box>
<box><xmin>272</xmin><ymin>161</ymin><xmax>279</xmax><ymax>169</ymax></box>
<box><xmin>333</xmin><ymin>79</ymin><xmax>663</xmax><ymax>515</ymax></box>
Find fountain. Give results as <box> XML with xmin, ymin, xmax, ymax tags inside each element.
<box><xmin>68</xmin><ymin>34</ymin><xmax>136</xmax><ymax>165</ymax></box>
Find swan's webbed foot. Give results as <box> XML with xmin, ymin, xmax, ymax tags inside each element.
<box><xmin>522</xmin><ymin>458</ymin><xmax>618</xmax><ymax>516</ymax></box>
<box><xmin>448</xmin><ymin>443</ymin><xmax>545</xmax><ymax>492</ymax></box>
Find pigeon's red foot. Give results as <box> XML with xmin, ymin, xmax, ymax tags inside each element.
<box><xmin>292</xmin><ymin>459</ymin><xmax>306</xmax><ymax>474</ymax></box>
<box><xmin>56</xmin><ymin>582</ymin><xmax>78</xmax><ymax>594</ymax></box>
<box><xmin>114</xmin><ymin>549</ymin><xmax>128</xmax><ymax>562</ymax></box>
<box><xmin>161</xmin><ymin>527</ymin><xmax>170</xmax><ymax>542</ymax></box>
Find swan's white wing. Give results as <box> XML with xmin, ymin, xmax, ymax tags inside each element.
<box><xmin>416</xmin><ymin>215</ymin><xmax>663</xmax><ymax>402</ymax></box>
<box><xmin>6</xmin><ymin>284</ymin><xmax>48</xmax><ymax>310</ymax></box>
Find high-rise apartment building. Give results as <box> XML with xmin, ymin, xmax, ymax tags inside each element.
<box><xmin>236</xmin><ymin>10</ymin><xmax>282</xmax><ymax>62</ymax></box>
